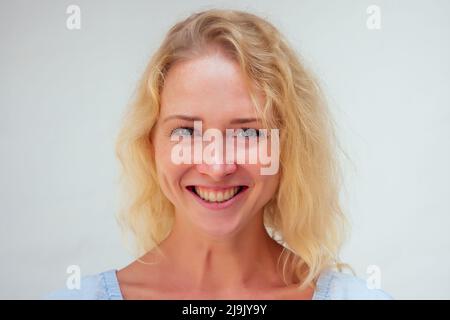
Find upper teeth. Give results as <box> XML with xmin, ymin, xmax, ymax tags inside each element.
<box><xmin>194</xmin><ymin>186</ymin><xmax>240</xmax><ymax>202</ymax></box>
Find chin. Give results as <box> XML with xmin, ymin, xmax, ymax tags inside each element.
<box><xmin>191</xmin><ymin>210</ymin><xmax>247</xmax><ymax>239</ymax></box>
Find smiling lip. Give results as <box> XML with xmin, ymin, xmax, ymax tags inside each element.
<box><xmin>186</xmin><ymin>185</ymin><xmax>248</xmax><ymax>210</ymax></box>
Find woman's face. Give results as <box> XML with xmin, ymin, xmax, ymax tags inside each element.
<box><xmin>151</xmin><ymin>50</ymin><xmax>280</xmax><ymax>238</ymax></box>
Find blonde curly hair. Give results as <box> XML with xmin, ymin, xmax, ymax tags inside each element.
<box><xmin>115</xmin><ymin>9</ymin><xmax>350</xmax><ymax>290</ymax></box>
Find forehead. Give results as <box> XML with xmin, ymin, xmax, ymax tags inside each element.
<box><xmin>160</xmin><ymin>52</ymin><xmax>264</xmax><ymax>119</ymax></box>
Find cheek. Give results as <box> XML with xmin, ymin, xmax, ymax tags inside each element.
<box><xmin>259</xmin><ymin>174</ymin><xmax>280</xmax><ymax>199</ymax></box>
<box><xmin>243</xmin><ymin>164</ymin><xmax>280</xmax><ymax>194</ymax></box>
<box><xmin>153</xmin><ymin>128</ymin><xmax>178</xmax><ymax>172</ymax></box>
<box><xmin>153</xmin><ymin>135</ymin><xmax>179</xmax><ymax>199</ymax></box>
<box><xmin>154</xmin><ymin>144</ymin><xmax>193</xmax><ymax>204</ymax></box>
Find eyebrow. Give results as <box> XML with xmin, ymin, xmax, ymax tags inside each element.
<box><xmin>230</xmin><ymin>117</ymin><xmax>261</xmax><ymax>124</ymax></box>
<box><xmin>163</xmin><ymin>115</ymin><xmax>202</xmax><ymax>123</ymax></box>
<box><xmin>163</xmin><ymin>114</ymin><xmax>261</xmax><ymax>124</ymax></box>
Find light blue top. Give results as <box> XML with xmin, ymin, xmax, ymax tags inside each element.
<box><xmin>45</xmin><ymin>269</ymin><xmax>393</xmax><ymax>300</ymax></box>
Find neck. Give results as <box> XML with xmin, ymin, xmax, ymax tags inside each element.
<box><xmin>155</xmin><ymin>210</ymin><xmax>285</xmax><ymax>293</ymax></box>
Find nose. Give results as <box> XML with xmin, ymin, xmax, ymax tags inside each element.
<box><xmin>194</xmin><ymin>132</ymin><xmax>237</xmax><ymax>180</ymax></box>
<box><xmin>195</xmin><ymin>162</ymin><xmax>237</xmax><ymax>180</ymax></box>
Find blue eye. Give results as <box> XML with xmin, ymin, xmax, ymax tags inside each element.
<box><xmin>235</xmin><ymin>128</ymin><xmax>262</xmax><ymax>138</ymax></box>
<box><xmin>171</xmin><ymin>127</ymin><xmax>194</xmax><ymax>137</ymax></box>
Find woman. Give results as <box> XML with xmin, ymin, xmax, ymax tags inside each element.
<box><xmin>47</xmin><ymin>9</ymin><xmax>392</xmax><ymax>300</ymax></box>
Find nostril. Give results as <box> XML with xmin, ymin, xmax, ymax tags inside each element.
<box><xmin>195</xmin><ymin>163</ymin><xmax>238</xmax><ymax>177</ymax></box>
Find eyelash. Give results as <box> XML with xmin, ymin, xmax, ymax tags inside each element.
<box><xmin>169</xmin><ymin>127</ymin><xmax>264</xmax><ymax>138</ymax></box>
<box><xmin>169</xmin><ymin>127</ymin><xmax>197</xmax><ymax>137</ymax></box>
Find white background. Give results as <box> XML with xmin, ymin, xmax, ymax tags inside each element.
<box><xmin>1</xmin><ymin>0</ymin><xmax>449</xmax><ymax>299</ymax></box>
